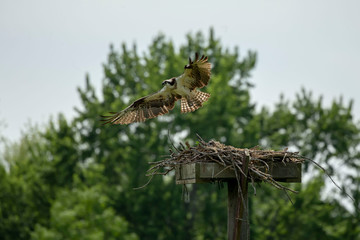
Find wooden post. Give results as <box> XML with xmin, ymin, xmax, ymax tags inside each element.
<box><xmin>227</xmin><ymin>180</ymin><xmax>248</xmax><ymax>240</ymax></box>
<box><xmin>175</xmin><ymin>160</ymin><xmax>301</xmax><ymax>240</ymax></box>
<box><xmin>227</xmin><ymin>150</ymin><xmax>250</xmax><ymax>240</ymax></box>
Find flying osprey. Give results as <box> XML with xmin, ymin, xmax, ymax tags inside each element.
<box><xmin>101</xmin><ymin>53</ymin><xmax>211</xmax><ymax>125</ymax></box>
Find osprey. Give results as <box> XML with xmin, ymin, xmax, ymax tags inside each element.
<box><xmin>101</xmin><ymin>53</ymin><xmax>211</xmax><ymax>125</ymax></box>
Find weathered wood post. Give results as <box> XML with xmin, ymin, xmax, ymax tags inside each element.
<box><xmin>227</xmin><ymin>179</ymin><xmax>248</xmax><ymax>240</ymax></box>
<box><xmin>175</xmin><ymin>159</ymin><xmax>301</xmax><ymax>240</ymax></box>
<box><xmin>227</xmin><ymin>150</ymin><xmax>250</xmax><ymax>240</ymax></box>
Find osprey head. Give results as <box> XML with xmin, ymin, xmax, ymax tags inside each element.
<box><xmin>162</xmin><ymin>77</ymin><xmax>177</xmax><ymax>88</ymax></box>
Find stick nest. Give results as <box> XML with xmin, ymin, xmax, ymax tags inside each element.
<box><xmin>146</xmin><ymin>135</ymin><xmax>306</xmax><ymax>195</ymax></box>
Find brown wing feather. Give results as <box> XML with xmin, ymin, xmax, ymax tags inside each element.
<box><xmin>101</xmin><ymin>92</ymin><xmax>178</xmax><ymax>125</ymax></box>
<box><xmin>182</xmin><ymin>53</ymin><xmax>211</xmax><ymax>90</ymax></box>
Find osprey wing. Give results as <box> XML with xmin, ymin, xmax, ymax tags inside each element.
<box><xmin>181</xmin><ymin>53</ymin><xmax>211</xmax><ymax>90</ymax></box>
<box><xmin>101</xmin><ymin>91</ymin><xmax>178</xmax><ymax>125</ymax></box>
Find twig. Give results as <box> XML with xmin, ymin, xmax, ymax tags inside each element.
<box><xmin>300</xmin><ymin>155</ymin><xmax>355</xmax><ymax>202</ymax></box>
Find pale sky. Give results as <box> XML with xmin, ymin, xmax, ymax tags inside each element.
<box><xmin>1</xmin><ymin>0</ymin><xmax>360</xmax><ymax>142</ymax></box>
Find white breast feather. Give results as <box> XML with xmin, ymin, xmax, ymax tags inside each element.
<box><xmin>174</xmin><ymin>75</ymin><xmax>191</xmax><ymax>97</ymax></box>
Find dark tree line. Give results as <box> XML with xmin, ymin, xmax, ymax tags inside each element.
<box><xmin>0</xmin><ymin>29</ymin><xmax>359</xmax><ymax>240</ymax></box>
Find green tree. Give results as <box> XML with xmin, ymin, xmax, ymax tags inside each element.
<box><xmin>249</xmin><ymin>91</ymin><xmax>360</xmax><ymax>240</ymax></box>
<box><xmin>0</xmin><ymin>28</ymin><xmax>359</xmax><ymax>240</ymax></box>
<box><xmin>73</xmin><ymin>29</ymin><xmax>258</xmax><ymax>239</ymax></box>
<box><xmin>0</xmin><ymin>129</ymin><xmax>54</xmax><ymax>239</ymax></box>
<box><xmin>31</xmin><ymin>182</ymin><xmax>138</xmax><ymax>240</ymax></box>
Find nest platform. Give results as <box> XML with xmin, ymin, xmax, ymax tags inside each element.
<box><xmin>147</xmin><ymin>136</ymin><xmax>304</xmax><ymax>192</ymax></box>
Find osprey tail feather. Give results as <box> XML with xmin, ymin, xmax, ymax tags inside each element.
<box><xmin>181</xmin><ymin>90</ymin><xmax>210</xmax><ymax>113</ymax></box>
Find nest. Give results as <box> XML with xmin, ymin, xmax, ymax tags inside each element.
<box><xmin>146</xmin><ymin>135</ymin><xmax>306</xmax><ymax>196</ymax></box>
<box><xmin>141</xmin><ymin>134</ymin><xmax>354</xmax><ymax>205</ymax></box>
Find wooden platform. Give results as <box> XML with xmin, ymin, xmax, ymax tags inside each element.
<box><xmin>175</xmin><ymin>162</ymin><xmax>301</xmax><ymax>184</ymax></box>
<box><xmin>175</xmin><ymin>161</ymin><xmax>302</xmax><ymax>240</ymax></box>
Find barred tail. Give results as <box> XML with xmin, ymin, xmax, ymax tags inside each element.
<box><xmin>180</xmin><ymin>90</ymin><xmax>210</xmax><ymax>113</ymax></box>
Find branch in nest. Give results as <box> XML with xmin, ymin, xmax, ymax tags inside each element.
<box><xmin>144</xmin><ymin>135</ymin><xmax>354</xmax><ymax>204</ymax></box>
<box><xmin>146</xmin><ymin>135</ymin><xmax>306</xmax><ymax>197</ymax></box>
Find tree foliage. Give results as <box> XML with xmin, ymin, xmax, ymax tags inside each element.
<box><xmin>0</xmin><ymin>28</ymin><xmax>359</xmax><ymax>239</ymax></box>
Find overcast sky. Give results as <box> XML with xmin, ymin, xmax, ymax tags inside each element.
<box><xmin>1</xmin><ymin>0</ymin><xmax>360</xmax><ymax>142</ymax></box>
